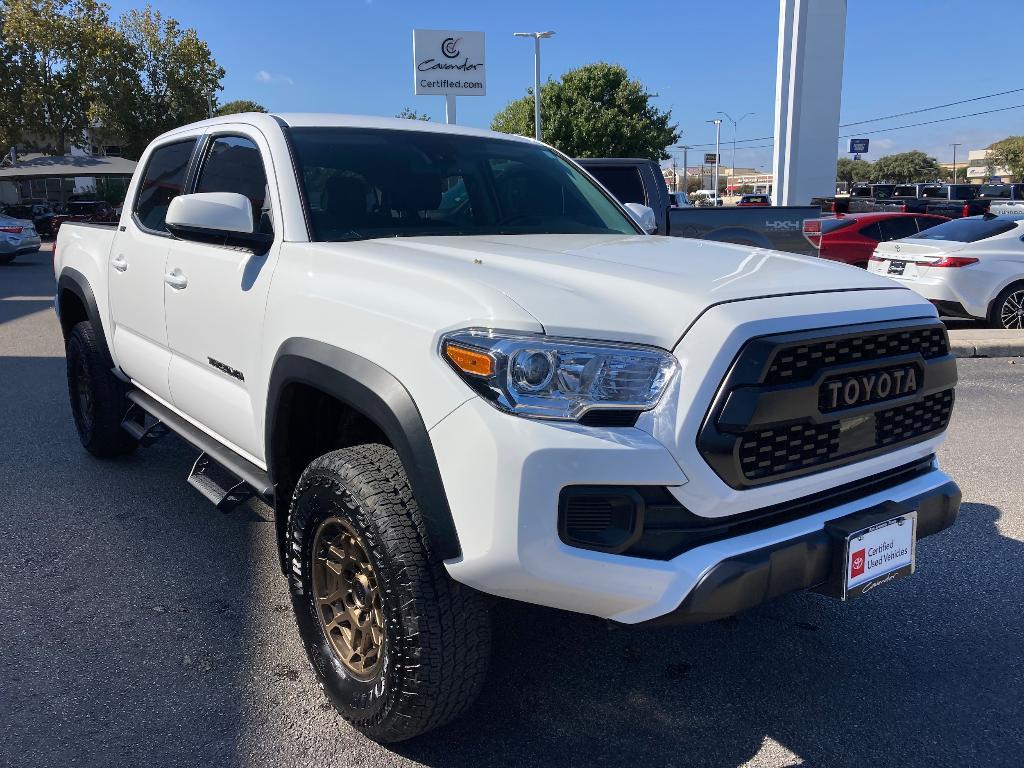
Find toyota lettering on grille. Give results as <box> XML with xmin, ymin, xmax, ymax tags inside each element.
<box><xmin>821</xmin><ymin>366</ymin><xmax>919</xmax><ymax>411</ymax></box>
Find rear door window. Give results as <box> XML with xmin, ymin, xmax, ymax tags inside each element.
<box><xmin>858</xmin><ymin>222</ymin><xmax>882</xmax><ymax>241</ymax></box>
<box><xmin>134</xmin><ymin>139</ymin><xmax>196</xmax><ymax>232</ymax></box>
<box><xmin>586</xmin><ymin>166</ymin><xmax>647</xmax><ymax>205</ymax></box>
<box><xmin>877</xmin><ymin>217</ymin><xmax>920</xmax><ymax>242</ymax></box>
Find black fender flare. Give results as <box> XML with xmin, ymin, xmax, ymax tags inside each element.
<box><xmin>56</xmin><ymin>268</ymin><xmax>115</xmax><ymax>369</ymax></box>
<box><xmin>266</xmin><ymin>338</ymin><xmax>462</xmax><ymax>568</ymax></box>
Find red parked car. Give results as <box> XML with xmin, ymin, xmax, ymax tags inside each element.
<box><xmin>50</xmin><ymin>201</ymin><xmax>118</xmax><ymax>236</ymax></box>
<box><xmin>802</xmin><ymin>212</ymin><xmax>949</xmax><ymax>268</ymax></box>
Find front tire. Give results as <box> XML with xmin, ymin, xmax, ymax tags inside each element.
<box><xmin>65</xmin><ymin>321</ymin><xmax>137</xmax><ymax>457</ymax></box>
<box><xmin>287</xmin><ymin>444</ymin><xmax>490</xmax><ymax>743</ymax></box>
<box><xmin>989</xmin><ymin>283</ymin><xmax>1024</xmax><ymax>329</ymax></box>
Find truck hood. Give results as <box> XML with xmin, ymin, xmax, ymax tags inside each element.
<box><xmin>335</xmin><ymin>234</ymin><xmax>907</xmax><ymax>349</ymax></box>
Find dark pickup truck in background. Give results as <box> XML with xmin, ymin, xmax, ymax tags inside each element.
<box><xmin>978</xmin><ymin>183</ymin><xmax>1024</xmax><ymax>214</ymax></box>
<box><xmin>578</xmin><ymin>157</ymin><xmax>818</xmax><ymax>255</ymax></box>
<box><xmin>920</xmin><ymin>184</ymin><xmax>990</xmax><ymax>219</ymax></box>
<box><xmin>826</xmin><ymin>183</ymin><xmax>990</xmax><ymax>218</ymax></box>
<box><xmin>814</xmin><ymin>182</ymin><xmax>896</xmax><ymax>214</ymax></box>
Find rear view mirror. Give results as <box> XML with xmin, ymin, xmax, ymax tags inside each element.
<box><xmin>624</xmin><ymin>203</ymin><xmax>658</xmax><ymax>234</ymax></box>
<box><xmin>166</xmin><ymin>192</ymin><xmax>272</xmax><ymax>250</ymax></box>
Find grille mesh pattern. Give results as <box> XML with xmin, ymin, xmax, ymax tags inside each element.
<box><xmin>763</xmin><ymin>327</ymin><xmax>948</xmax><ymax>385</ymax></box>
<box><xmin>877</xmin><ymin>390</ymin><xmax>954</xmax><ymax>446</ymax></box>
<box><xmin>738</xmin><ymin>391</ymin><xmax>952</xmax><ymax>481</ymax></box>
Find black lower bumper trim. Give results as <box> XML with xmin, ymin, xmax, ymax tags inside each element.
<box><xmin>637</xmin><ymin>478</ymin><xmax>960</xmax><ymax>627</ymax></box>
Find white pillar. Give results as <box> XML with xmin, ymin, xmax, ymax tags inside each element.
<box><xmin>771</xmin><ymin>0</ymin><xmax>847</xmax><ymax>206</ymax></box>
<box><xmin>445</xmin><ymin>94</ymin><xmax>457</xmax><ymax>125</ymax></box>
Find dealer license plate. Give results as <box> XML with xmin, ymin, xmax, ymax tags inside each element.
<box><xmin>843</xmin><ymin>512</ymin><xmax>917</xmax><ymax>599</ymax></box>
<box><xmin>887</xmin><ymin>260</ymin><xmax>906</xmax><ymax>276</ymax></box>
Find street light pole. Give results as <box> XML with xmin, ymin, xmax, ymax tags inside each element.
<box><xmin>718</xmin><ymin>111</ymin><xmax>754</xmax><ymax>195</ymax></box>
<box><xmin>707</xmin><ymin>119</ymin><xmax>722</xmax><ymax>202</ymax></box>
<box><xmin>951</xmin><ymin>142</ymin><xmax>962</xmax><ymax>183</ymax></box>
<box><xmin>513</xmin><ymin>31</ymin><xmax>555</xmax><ymax>142</ymax></box>
<box><xmin>676</xmin><ymin>144</ymin><xmax>692</xmax><ymax>197</ymax></box>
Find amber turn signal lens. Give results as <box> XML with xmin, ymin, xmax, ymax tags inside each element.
<box><xmin>444</xmin><ymin>343</ymin><xmax>495</xmax><ymax>377</ymax></box>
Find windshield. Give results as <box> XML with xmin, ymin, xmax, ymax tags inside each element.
<box><xmin>979</xmin><ymin>184</ymin><xmax>1010</xmax><ymax>199</ymax></box>
<box><xmin>288</xmin><ymin>128</ymin><xmax>639</xmax><ymax>241</ymax></box>
<box><xmin>913</xmin><ymin>217</ymin><xmax>1018</xmax><ymax>243</ymax></box>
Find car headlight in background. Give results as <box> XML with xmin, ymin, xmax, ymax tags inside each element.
<box><xmin>440</xmin><ymin>329</ymin><xmax>678</xmax><ymax>421</ymax></box>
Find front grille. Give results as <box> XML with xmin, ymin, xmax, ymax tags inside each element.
<box><xmin>698</xmin><ymin>319</ymin><xmax>957</xmax><ymax>488</ymax></box>
<box><xmin>764</xmin><ymin>326</ymin><xmax>948</xmax><ymax>385</ymax></box>
<box><xmin>739</xmin><ymin>390</ymin><xmax>953</xmax><ymax>481</ymax></box>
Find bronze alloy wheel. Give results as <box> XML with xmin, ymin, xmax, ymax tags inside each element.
<box><xmin>311</xmin><ymin>516</ymin><xmax>385</xmax><ymax>680</ymax></box>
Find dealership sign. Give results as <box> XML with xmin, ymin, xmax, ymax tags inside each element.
<box><xmin>849</xmin><ymin>138</ymin><xmax>869</xmax><ymax>154</ymax></box>
<box><xmin>704</xmin><ymin>153</ymin><xmax>719</xmax><ymax>165</ymax></box>
<box><xmin>413</xmin><ymin>29</ymin><xmax>486</xmax><ymax>96</ymax></box>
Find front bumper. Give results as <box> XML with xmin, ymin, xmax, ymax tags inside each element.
<box><xmin>430</xmin><ymin>394</ymin><xmax>959</xmax><ymax>624</ymax></box>
<box><xmin>638</xmin><ymin>477</ymin><xmax>960</xmax><ymax>625</ymax></box>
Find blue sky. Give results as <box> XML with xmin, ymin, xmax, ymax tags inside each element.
<box><xmin>104</xmin><ymin>0</ymin><xmax>1020</xmax><ymax>169</ymax></box>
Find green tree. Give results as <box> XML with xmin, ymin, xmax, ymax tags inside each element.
<box><xmin>396</xmin><ymin>106</ymin><xmax>430</xmax><ymax>121</ymax></box>
<box><xmin>836</xmin><ymin>157</ymin><xmax>873</xmax><ymax>184</ymax></box>
<box><xmin>491</xmin><ymin>62</ymin><xmax>678</xmax><ymax>160</ymax></box>
<box><xmin>987</xmin><ymin>136</ymin><xmax>1024</xmax><ymax>181</ymax></box>
<box><xmin>1</xmin><ymin>0</ymin><xmax>123</xmax><ymax>154</ymax></box>
<box><xmin>96</xmin><ymin>5</ymin><xmax>224</xmax><ymax>159</ymax></box>
<box><xmin>870</xmin><ymin>151</ymin><xmax>942</xmax><ymax>183</ymax></box>
<box><xmin>951</xmin><ymin>165</ymin><xmax>969</xmax><ymax>183</ymax></box>
<box><xmin>216</xmin><ymin>99</ymin><xmax>266</xmax><ymax>116</ymax></box>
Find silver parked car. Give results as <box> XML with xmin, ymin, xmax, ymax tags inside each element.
<box><xmin>0</xmin><ymin>213</ymin><xmax>42</xmax><ymax>263</ymax></box>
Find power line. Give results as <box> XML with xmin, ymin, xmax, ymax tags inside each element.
<box><xmin>838</xmin><ymin>87</ymin><xmax>1024</xmax><ymax>128</ymax></box>
<box><xmin>837</xmin><ymin>102</ymin><xmax>1024</xmax><ymax>138</ymax></box>
<box><xmin>671</xmin><ymin>87</ymin><xmax>1024</xmax><ymax>151</ymax></box>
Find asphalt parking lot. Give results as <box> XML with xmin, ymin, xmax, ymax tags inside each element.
<box><xmin>2</xmin><ymin>245</ymin><xmax>1022</xmax><ymax>768</ymax></box>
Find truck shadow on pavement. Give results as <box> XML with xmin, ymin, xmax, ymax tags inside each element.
<box><xmin>2</xmin><ymin>349</ymin><xmax>1021</xmax><ymax>768</ymax></box>
<box><xmin>398</xmin><ymin>500</ymin><xmax>1023</xmax><ymax>768</ymax></box>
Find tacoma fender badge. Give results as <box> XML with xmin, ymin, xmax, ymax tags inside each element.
<box><xmin>208</xmin><ymin>357</ymin><xmax>245</xmax><ymax>382</ymax></box>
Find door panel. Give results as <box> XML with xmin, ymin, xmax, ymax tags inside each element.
<box><xmin>164</xmin><ymin>130</ymin><xmax>280</xmax><ymax>461</ymax></box>
<box><xmin>109</xmin><ymin>138</ymin><xmax>197</xmax><ymax>402</ymax></box>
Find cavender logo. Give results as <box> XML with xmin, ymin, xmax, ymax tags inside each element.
<box><xmin>823</xmin><ymin>366</ymin><xmax>918</xmax><ymax>410</ymax></box>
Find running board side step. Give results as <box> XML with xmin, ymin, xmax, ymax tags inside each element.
<box><xmin>124</xmin><ymin>390</ymin><xmax>274</xmax><ymax>510</ymax></box>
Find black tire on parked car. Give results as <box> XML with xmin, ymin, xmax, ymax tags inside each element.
<box><xmin>988</xmin><ymin>282</ymin><xmax>1024</xmax><ymax>330</ymax></box>
<box><xmin>0</xmin><ymin>254</ymin><xmax>15</xmax><ymax>265</ymax></box>
<box><xmin>65</xmin><ymin>321</ymin><xmax>137</xmax><ymax>457</ymax></box>
<box><xmin>287</xmin><ymin>444</ymin><xmax>490</xmax><ymax>743</ymax></box>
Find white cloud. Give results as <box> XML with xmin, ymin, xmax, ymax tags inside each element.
<box><xmin>256</xmin><ymin>70</ymin><xmax>294</xmax><ymax>85</ymax></box>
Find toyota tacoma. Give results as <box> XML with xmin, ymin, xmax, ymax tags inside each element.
<box><xmin>54</xmin><ymin>113</ymin><xmax>961</xmax><ymax>742</ymax></box>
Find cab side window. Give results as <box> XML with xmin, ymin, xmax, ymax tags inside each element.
<box><xmin>134</xmin><ymin>139</ymin><xmax>196</xmax><ymax>232</ymax></box>
<box><xmin>195</xmin><ymin>135</ymin><xmax>272</xmax><ymax>234</ymax></box>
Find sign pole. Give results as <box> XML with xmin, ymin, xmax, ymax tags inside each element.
<box><xmin>445</xmin><ymin>94</ymin><xmax>457</xmax><ymax>125</ymax></box>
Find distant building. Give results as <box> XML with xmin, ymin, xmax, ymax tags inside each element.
<box><xmin>966</xmin><ymin>148</ymin><xmax>1016</xmax><ymax>184</ymax></box>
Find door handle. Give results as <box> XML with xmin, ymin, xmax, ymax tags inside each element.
<box><xmin>111</xmin><ymin>255</ymin><xmax>128</xmax><ymax>272</ymax></box>
<box><xmin>164</xmin><ymin>270</ymin><xmax>188</xmax><ymax>290</ymax></box>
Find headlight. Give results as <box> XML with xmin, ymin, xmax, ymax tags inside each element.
<box><xmin>440</xmin><ymin>329</ymin><xmax>678</xmax><ymax>421</ymax></box>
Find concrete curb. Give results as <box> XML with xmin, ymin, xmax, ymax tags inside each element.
<box><xmin>947</xmin><ymin>330</ymin><xmax>1024</xmax><ymax>358</ymax></box>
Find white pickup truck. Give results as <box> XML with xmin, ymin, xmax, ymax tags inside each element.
<box><xmin>54</xmin><ymin>113</ymin><xmax>961</xmax><ymax>743</ymax></box>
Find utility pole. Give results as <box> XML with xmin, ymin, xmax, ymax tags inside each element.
<box><xmin>676</xmin><ymin>144</ymin><xmax>692</xmax><ymax>197</ymax></box>
<box><xmin>207</xmin><ymin>93</ymin><xmax>214</xmax><ymax>119</ymax></box>
<box><xmin>707</xmin><ymin>119</ymin><xmax>722</xmax><ymax>201</ymax></box>
<box><xmin>718</xmin><ymin>111</ymin><xmax>754</xmax><ymax>196</ymax></box>
<box><xmin>513</xmin><ymin>31</ymin><xmax>555</xmax><ymax>141</ymax></box>
<box><xmin>951</xmin><ymin>143</ymin><xmax>962</xmax><ymax>183</ymax></box>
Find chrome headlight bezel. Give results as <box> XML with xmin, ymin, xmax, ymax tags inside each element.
<box><xmin>439</xmin><ymin>328</ymin><xmax>679</xmax><ymax>422</ymax></box>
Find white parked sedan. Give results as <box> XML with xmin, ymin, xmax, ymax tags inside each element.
<box><xmin>869</xmin><ymin>214</ymin><xmax>1024</xmax><ymax>329</ymax></box>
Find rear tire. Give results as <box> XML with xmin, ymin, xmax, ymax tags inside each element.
<box><xmin>65</xmin><ymin>321</ymin><xmax>137</xmax><ymax>457</ymax></box>
<box><xmin>988</xmin><ymin>282</ymin><xmax>1024</xmax><ymax>330</ymax></box>
<box><xmin>287</xmin><ymin>444</ymin><xmax>490</xmax><ymax>743</ymax></box>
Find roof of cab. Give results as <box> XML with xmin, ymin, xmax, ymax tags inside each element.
<box><xmin>153</xmin><ymin>111</ymin><xmax>537</xmax><ymax>145</ymax></box>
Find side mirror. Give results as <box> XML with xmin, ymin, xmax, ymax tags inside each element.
<box><xmin>166</xmin><ymin>192</ymin><xmax>272</xmax><ymax>250</ymax></box>
<box><xmin>624</xmin><ymin>202</ymin><xmax>658</xmax><ymax>234</ymax></box>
